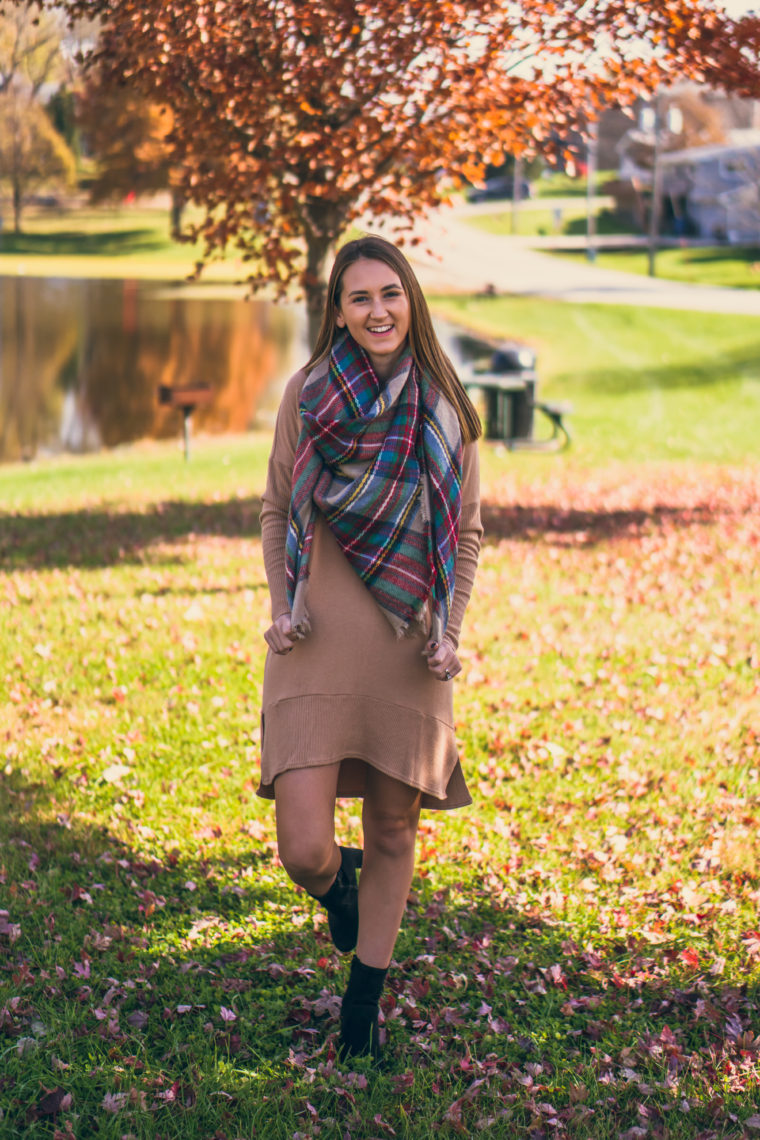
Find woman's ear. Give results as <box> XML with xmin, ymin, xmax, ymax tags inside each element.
<box><xmin>335</xmin><ymin>308</ymin><xmax>346</xmax><ymax>328</ymax></box>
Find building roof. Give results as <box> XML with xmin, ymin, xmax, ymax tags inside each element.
<box><xmin>660</xmin><ymin>128</ymin><xmax>760</xmax><ymax>167</ymax></box>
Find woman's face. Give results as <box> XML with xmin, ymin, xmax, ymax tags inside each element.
<box><xmin>335</xmin><ymin>258</ymin><xmax>411</xmax><ymax>379</ymax></box>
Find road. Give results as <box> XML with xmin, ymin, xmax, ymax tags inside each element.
<box><xmin>373</xmin><ymin>205</ymin><xmax>760</xmax><ymax>318</ymax></box>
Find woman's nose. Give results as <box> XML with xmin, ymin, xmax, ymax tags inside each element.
<box><xmin>370</xmin><ymin>295</ymin><xmax>387</xmax><ymax>316</ymax></box>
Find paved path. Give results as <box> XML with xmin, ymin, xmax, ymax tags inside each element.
<box><xmin>385</xmin><ymin>207</ymin><xmax>760</xmax><ymax>318</ymax></box>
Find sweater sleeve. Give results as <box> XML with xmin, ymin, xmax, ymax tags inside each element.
<box><xmin>444</xmin><ymin>442</ymin><xmax>483</xmax><ymax>650</ymax></box>
<box><xmin>259</xmin><ymin>370</ymin><xmax>306</xmax><ymax>621</ymax></box>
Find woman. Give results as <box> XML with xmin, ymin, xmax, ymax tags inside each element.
<box><xmin>258</xmin><ymin>235</ymin><xmax>482</xmax><ymax>1061</ymax></box>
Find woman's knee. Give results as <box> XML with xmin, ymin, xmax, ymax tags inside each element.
<box><xmin>364</xmin><ymin>807</ymin><xmax>419</xmax><ymax>861</ymax></box>
<box><xmin>274</xmin><ymin>766</ymin><xmax>339</xmax><ymax>885</ymax></box>
<box><xmin>278</xmin><ymin>832</ymin><xmax>335</xmax><ymax>885</ymax></box>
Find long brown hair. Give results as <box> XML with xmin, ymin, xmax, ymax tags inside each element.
<box><xmin>306</xmin><ymin>235</ymin><xmax>482</xmax><ymax>444</ymax></box>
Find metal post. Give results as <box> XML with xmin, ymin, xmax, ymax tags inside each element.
<box><xmin>647</xmin><ymin>95</ymin><xmax>663</xmax><ymax>277</ymax></box>
<box><xmin>182</xmin><ymin>407</ymin><xmax>192</xmax><ymax>461</ymax></box>
<box><xmin>511</xmin><ymin>155</ymin><xmax>524</xmax><ymax>235</ymax></box>
<box><xmin>586</xmin><ymin>120</ymin><xmax>597</xmax><ymax>263</ymax></box>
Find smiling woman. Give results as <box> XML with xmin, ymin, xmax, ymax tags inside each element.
<box><xmin>334</xmin><ymin>259</ymin><xmax>411</xmax><ymax>379</ymax></box>
<box><xmin>256</xmin><ymin>235</ymin><xmax>483</xmax><ymax>1063</ymax></box>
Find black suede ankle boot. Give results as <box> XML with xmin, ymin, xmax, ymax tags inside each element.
<box><xmin>338</xmin><ymin>954</ymin><xmax>388</xmax><ymax>1062</ymax></box>
<box><xmin>310</xmin><ymin>846</ymin><xmax>363</xmax><ymax>953</ymax></box>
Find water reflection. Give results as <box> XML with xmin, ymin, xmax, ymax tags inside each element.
<box><xmin>0</xmin><ymin>277</ymin><xmax>304</xmax><ymax>464</ymax></box>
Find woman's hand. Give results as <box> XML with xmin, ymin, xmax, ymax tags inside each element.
<box><xmin>423</xmin><ymin>637</ymin><xmax>461</xmax><ymax>682</ymax></box>
<box><xmin>264</xmin><ymin>612</ymin><xmax>298</xmax><ymax>655</ymax></box>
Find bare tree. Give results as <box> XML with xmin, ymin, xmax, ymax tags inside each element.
<box><xmin>0</xmin><ymin>84</ymin><xmax>76</xmax><ymax>229</ymax></box>
<box><xmin>0</xmin><ymin>2</ymin><xmax>67</xmax><ymax>97</ymax></box>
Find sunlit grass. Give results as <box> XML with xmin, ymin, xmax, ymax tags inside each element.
<box><xmin>551</xmin><ymin>244</ymin><xmax>760</xmax><ymax>290</ymax></box>
<box><xmin>1</xmin><ymin>428</ymin><xmax>759</xmax><ymax>1137</ymax></box>
<box><xmin>0</xmin><ymin>205</ymin><xmax>264</xmax><ymax>285</ymax></box>
<box><xmin>431</xmin><ymin>294</ymin><xmax>760</xmax><ymax>465</ymax></box>
<box><xmin>464</xmin><ymin>205</ymin><xmax>635</xmax><ymax>239</ymax></box>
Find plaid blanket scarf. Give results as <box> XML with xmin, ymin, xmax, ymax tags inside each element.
<box><xmin>286</xmin><ymin>330</ymin><xmax>463</xmax><ymax>641</ymax></box>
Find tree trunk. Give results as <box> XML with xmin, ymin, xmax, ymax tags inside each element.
<box><xmin>12</xmin><ymin>180</ymin><xmax>22</xmax><ymax>234</ymax></box>
<box><xmin>304</xmin><ymin>230</ymin><xmax>334</xmax><ymax>350</ymax></box>
<box><xmin>170</xmin><ymin>188</ymin><xmax>185</xmax><ymax>235</ymax></box>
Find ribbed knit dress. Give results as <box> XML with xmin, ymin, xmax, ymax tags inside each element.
<box><xmin>258</xmin><ymin>368</ymin><xmax>483</xmax><ymax>810</ymax></box>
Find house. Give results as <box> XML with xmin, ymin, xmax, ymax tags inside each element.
<box><xmin>659</xmin><ymin>130</ymin><xmax>760</xmax><ymax>243</ymax></box>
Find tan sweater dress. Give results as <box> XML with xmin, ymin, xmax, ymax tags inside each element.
<box><xmin>257</xmin><ymin>368</ymin><xmax>483</xmax><ymax>810</ymax></box>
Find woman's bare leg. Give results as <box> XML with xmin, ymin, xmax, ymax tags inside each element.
<box><xmin>274</xmin><ymin>765</ymin><xmax>341</xmax><ymax>897</ymax></box>
<box><xmin>357</xmin><ymin>769</ymin><xmax>422</xmax><ymax>969</ymax></box>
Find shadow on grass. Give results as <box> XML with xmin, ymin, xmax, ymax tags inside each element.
<box><xmin>674</xmin><ymin>245</ymin><xmax>760</xmax><ymax>269</ymax></box>
<box><xmin>0</xmin><ymin>228</ymin><xmax>172</xmax><ymax>258</ymax></box>
<box><xmin>3</xmin><ymin>489</ymin><xmax>755</xmax><ymax>571</ymax></box>
<box><xmin>0</xmin><ymin>496</ymin><xmax>263</xmax><ymax>570</ymax></box>
<box><xmin>563</xmin><ymin>210</ymin><xmax>639</xmax><ymax>238</ymax></box>
<box><xmin>480</xmin><ymin>496</ymin><xmax>752</xmax><ymax>547</ymax></box>
<box><xmin>1</xmin><ymin>771</ymin><xmax>758</xmax><ymax>1137</ymax></box>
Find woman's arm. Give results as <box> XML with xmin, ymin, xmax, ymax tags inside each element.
<box><xmin>260</xmin><ymin>370</ymin><xmax>306</xmax><ymax>622</ymax></box>
<box><xmin>444</xmin><ymin>442</ymin><xmax>483</xmax><ymax>650</ymax></box>
<box><xmin>424</xmin><ymin>442</ymin><xmax>483</xmax><ymax>680</ymax></box>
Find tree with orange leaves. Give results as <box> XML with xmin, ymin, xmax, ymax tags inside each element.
<box><xmin>22</xmin><ymin>0</ymin><xmax>753</xmax><ymax>339</ymax></box>
<box><xmin>77</xmin><ymin>71</ymin><xmax>185</xmax><ymax>228</ymax></box>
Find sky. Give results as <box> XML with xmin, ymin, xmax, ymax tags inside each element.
<box><xmin>718</xmin><ymin>0</ymin><xmax>758</xmax><ymax>14</ymax></box>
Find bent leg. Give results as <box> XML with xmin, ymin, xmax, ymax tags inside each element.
<box><xmin>357</xmin><ymin>769</ymin><xmax>422</xmax><ymax>969</ymax></box>
<box><xmin>274</xmin><ymin>764</ymin><xmax>341</xmax><ymax>896</ymax></box>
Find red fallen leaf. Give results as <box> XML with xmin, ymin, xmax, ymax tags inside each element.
<box><xmin>67</xmin><ymin>885</ymin><xmax>93</xmax><ymax>905</ymax></box>
<box><xmin>680</xmin><ymin>947</ymin><xmax>700</xmax><ymax>967</ymax></box>
<box><xmin>391</xmin><ymin>1073</ymin><xmax>414</xmax><ymax>1092</ymax></box>
<box><xmin>126</xmin><ymin>1010</ymin><xmax>148</xmax><ymax>1029</ymax></box>
<box><xmin>742</xmin><ymin>931</ymin><xmax>760</xmax><ymax>959</ymax></box>
<box><xmin>36</xmin><ymin>1086</ymin><xmax>72</xmax><ymax>1115</ymax></box>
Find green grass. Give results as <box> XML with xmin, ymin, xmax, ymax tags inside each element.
<box><xmin>1</xmin><ymin>286</ymin><xmax>759</xmax><ymax>1136</ymax></box>
<box><xmin>1</xmin><ymin>429</ymin><xmax>758</xmax><ymax>1138</ymax></box>
<box><xmin>552</xmin><ymin>245</ymin><xmax>760</xmax><ymax>291</ymax></box>
<box><xmin>466</xmin><ymin>206</ymin><xmax>635</xmax><ymax>239</ymax></box>
<box><xmin>0</xmin><ymin>206</ymin><xmax>260</xmax><ymax>284</ymax></box>
<box><xmin>431</xmin><ymin>295</ymin><xmax>760</xmax><ymax>465</ymax></box>
<box><xmin>533</xmin><ymin>170</ymin><xmax>618</xmax><ymax>198</ymax></box>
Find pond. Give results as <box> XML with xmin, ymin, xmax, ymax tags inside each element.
<box><xmin>0</xmin><ymin>276</ymin><xmax>307</xmax><ymax>465</ymax></box>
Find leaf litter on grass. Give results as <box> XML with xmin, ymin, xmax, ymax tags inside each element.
<box><xmin>0</xmin><ymin>455</ymin><xmax>758</xmax><ymax>1138</ymax></box>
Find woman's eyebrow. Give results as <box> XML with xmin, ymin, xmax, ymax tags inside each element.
<box><xmin>347</xmin><ymin>285</ymin><xmax>401</xmax><ymax>297</ymax></box>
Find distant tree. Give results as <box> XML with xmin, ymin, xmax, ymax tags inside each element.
<box><xmin>46</xmin><ymin>84</ymin><xmax>79</xmax><ymax>152</ymax></box>
<box><xmin>21</xmin><ymin>0</ymin><xmax>755</xmax><ymax>340</ymax></box>
<box><xmin>0</xmin><ymin>2</ymin><xmax>67</xmax><ymax>96</ymax></box>
<box><xmin>0</xmin><ymin>87</ymin><xmax>76</xmax><ymax>230</ymax></box>
<box><xmin>77</xmin><ymin>74</ymin><xmax>185</xmax><ymax>228</ymax></box>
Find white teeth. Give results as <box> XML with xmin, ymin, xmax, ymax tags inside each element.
<box><xmin>369</xmin><ymin>325</ymin><xmax>392</xmax><ymax>333</ymax></box>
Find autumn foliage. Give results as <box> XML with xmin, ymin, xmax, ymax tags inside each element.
<box><xmin>24</xmin><ymin>0</ymin><xmax>754</xmax><ymax>334</ymax></box>
<box><xmin>77</xmin><ymin>74</ymin><xmax>185</xmax><ymax>226</ymax></box>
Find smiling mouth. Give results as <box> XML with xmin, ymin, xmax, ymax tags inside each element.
<box><xmin>368</xmin><ymin>325</ymin><xmax>393</xmax><ymax>335</ymax></box>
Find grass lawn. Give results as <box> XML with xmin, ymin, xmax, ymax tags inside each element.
<box><xmin>0</xmin><ymin>206</ymin><xmax>259</xmax><ymax>285</ymax></box>
<box><xmin>532</xmin><ymin>170</ymin><xmax>618</xmax><ymax>198</ymax></box>
<box><xmin>431</xmin><ymin>295</ymin><xmax>760</xmax><ymax>466</ymax></box>
<box><xmin>551</xmin><ymin>246</ymin><xmax>760</xmax><ymax>291</ymax></box>
<box><xmin>465</xmin><ymin>206</ymin><xmax>635</xmax><ymax>240</ymax></box>
<box><xmin>1</xmin><ymin>334</ymin><xmax>759</xmax><ymax>1137</ymax></box>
